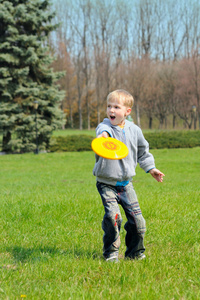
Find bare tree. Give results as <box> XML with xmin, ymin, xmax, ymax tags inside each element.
<box><xmin>167</xmin><ymin>1</ymin><xmax>187</xmax><ymax>61</ymax></box>
<box><xmin>141</xmin><ymin>78</ymin><xmax>156</xmax><ymax>129</ymax></box>
<box><xmin>51</xmin><ymin>0</ymin><xmax>200</xmax><ymax>130</ymax></box>
<box><xmin>187</xmin><ymin>49</ymin><xmax>200</xmax><ymax>129</ymax></box>
<box><xmin>90</xmin><ymin>0</ymin><xmax>114</xmax><ymax>124</ymax></box>
<box><xmin>79</xmin><ymin>0</ymin><xmax>93</xmax><ymax>129</ymax></box>
<box><xmin>52</xmin><ymin>40</ymin><xmax>77</xmax><ymax>128</ymax></box>
<box><xmin>53</xmin><ymin>0</ymin><xmax>85</xmax><ymax>129</ymax></box>
<box><xmin>181</xmin><ymin>0</ymin><xmax>200</xmax><ymax>59</ymax></box>
<box><xmin>174</xmin><ymin>59</ymin><xmax>197</xmax><ymax>129</ymax></box>
<box><xmin>126</xmin><ymin>56</ymin><xmax>151</xmax><ymax>127</ymax></box>
<box><xmin>134</xmin><ymin>0</ymin><xmax>158</xmax><ymax>57</ymax></box>
<box><xmin>156</xmin><ymin>64</ymin><xmax>176</xmax><ymax>128</ymax></box>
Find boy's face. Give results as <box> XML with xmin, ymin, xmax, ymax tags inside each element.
<box><xmin>107</xmin><ymin>98</ymin><xmax>131</xmax><ymax>126</ymax></box>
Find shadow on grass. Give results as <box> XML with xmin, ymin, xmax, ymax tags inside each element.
<box><xmin>6</xmin><ymin>246</ymin><xmax>102</xmax><ymax>263</ymax></box>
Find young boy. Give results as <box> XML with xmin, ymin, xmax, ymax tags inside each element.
<box><xmin>93</xmin><ymin>89</ymin><xmax>164</xmax><ymax>262</ymax></box>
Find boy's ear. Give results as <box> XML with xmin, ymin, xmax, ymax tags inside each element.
<box><xmin>126</xmin><ymin>107</ymin><xmax>132</xmax><ymax>116</ymax></box>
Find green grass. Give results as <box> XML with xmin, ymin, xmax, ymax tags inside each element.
<box><xmin>0</xmin><ymin>148</ymin><xmax>199</xmax><ymax>299</ymax></box>
<box><xmin>52</xmin><ymin>129</ymin><xmax>96</xmax><ymax>137</ymax></box>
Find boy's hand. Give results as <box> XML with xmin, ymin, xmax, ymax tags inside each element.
<box><xmin>97</xmin><ymin>131</ymin><xmax>109</xmax><ymax>138</ymax></box>
<box><xmin>149</xmin><ymin>168</ymin><xmax>165</xmax><ymax>182</ymax></box>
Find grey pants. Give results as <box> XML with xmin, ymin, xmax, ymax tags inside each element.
<box><xmin>97</xmin><ymin>181</ymin><xmax>146</xmax><ymax>259</ymax></box>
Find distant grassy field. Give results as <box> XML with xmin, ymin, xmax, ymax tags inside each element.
<box><xmin>53</xmin><ymin>129</ymin><xmax>96</xmax><ymax>137</ymax></box>
<box><xmin>0</xmin><ymin>148</ymin><xmax>199</xmax><ymax>299</ymax></box>
<box><xmin>51</xmin><ymin>128</ymin><xmax>190</xmax><ymax>137</ymax></box>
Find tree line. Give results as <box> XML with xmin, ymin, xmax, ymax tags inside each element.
<box><xmin>51</xmin><ymin>0</ymin><xmax>200</xmax><ymax>130</ymax></box>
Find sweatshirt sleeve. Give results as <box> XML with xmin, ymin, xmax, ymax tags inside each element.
<box><xmin>96</xmin><ymin>121</ymin><xmax>112</xmax><ymax>137</ymax></box>
<box><xmin>137</xmin><ymin>128</ymin><xmax>155</xmax><ymax>172</ymax></box>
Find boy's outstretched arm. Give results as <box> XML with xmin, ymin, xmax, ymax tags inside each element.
<box><xmin>149</xmin><ymin>168</ymin><xmax>165</xmax><ymax>182</ymax></box>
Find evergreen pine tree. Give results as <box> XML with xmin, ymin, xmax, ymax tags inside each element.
<box><xmin>0</xmin><ymin>0</ymin><xmax>64</xmax><ymax>153</ymax></box>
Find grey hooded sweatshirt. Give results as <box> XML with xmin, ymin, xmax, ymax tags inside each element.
<box><xmin>93</xmin><ymin>118</ymin><xmax>155</xmax><ymax>186</ymax></box>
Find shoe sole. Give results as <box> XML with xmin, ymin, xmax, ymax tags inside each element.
<box><xmin>125</xmin><ymin>254</ymin><xmax>146</xmax><ymax>261</ymax></box>
<box><xmin>105</xmin><ymin>256</ymin><xmax>119</xmax><ymax>262</ymax></box>
<box><xmin>135</xmin><ymin>254</ymin><xmax>146</xmax><ymax>260</ymax></box>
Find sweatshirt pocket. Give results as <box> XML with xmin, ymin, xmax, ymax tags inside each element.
<box><xmin>93</xmin><ymin>157</ymin><xmax>124</xmax><ymax>180</ymax></box>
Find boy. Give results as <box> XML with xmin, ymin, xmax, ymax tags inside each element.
<box><xmin>93</xmin><ymin>89</ymin><xmax>164</xmax><ymax>262</ymax></box>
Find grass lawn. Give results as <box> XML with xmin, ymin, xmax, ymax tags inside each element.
<box><xmin>52</xmin><ymin>129</ymin><xmax>96</xmax><ymax>137</ymax></box>
<box><xmin>0</xmin><ymin>148</ymin><xmax>199</xmax><ymax>299</ymax></box>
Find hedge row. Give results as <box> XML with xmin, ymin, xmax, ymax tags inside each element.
<box><xmin>50</xmin><ymin>135</ymin><xmax>94</xmax><ymax>152</ymax></box>
<box><xmin>144</xmin><ymin>130</ymin><xmax>200</xmax><ymax>149</ymax></box>
<box><xmin>49</xmin><ymin>131</ymin><xmax>200</xmax><ymax>152</ymax></box>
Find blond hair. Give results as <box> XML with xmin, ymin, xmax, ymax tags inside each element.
<box><xmin>107</xmin><ymin>89</ymin><xmax>134</xmax><ymax>108</ymax></box>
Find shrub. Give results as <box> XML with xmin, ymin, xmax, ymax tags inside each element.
<box><xmin>144</xmin><ymin>130</ymin><xmax>200</xmax><ymax>149</ymax></box>
<box><xmin>49</xmin><ymin>130</ymin><xmax>200</xmax><ymax>152</ymax></box>
<box><xmin>50</xmin><ymin>135</ymin><xmax>94</xmax><ymax>152</ymax></box>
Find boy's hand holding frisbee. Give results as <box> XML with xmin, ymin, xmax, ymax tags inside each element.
<box><xmin>92</xmin><ymin>132</ymin><xmax>129</xmax><ymax>160</ymax></box>
<box><xmin>97</xmin><ymin>131</ymin><xmax>109</xmax><ymax>138</ymax></box>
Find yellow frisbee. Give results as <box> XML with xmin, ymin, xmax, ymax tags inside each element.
<box><xmin>91</xmin><ymin>137</ymin><xmax>129</xmax><ymax>160</ymax></box>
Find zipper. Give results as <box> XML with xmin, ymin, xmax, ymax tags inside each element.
<box><xmin>122</xmin><ymin>128</ymin><xmax>126</xmax><ymax>144</ymax></box>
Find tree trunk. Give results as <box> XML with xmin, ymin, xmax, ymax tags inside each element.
<box><xmin>194</xmin><ymin>113</ymin><xmax>197</xmax><ymax>130</ymax></box>
<box><xmin>2</xmin><ymin>131</ymin><xmax>11</xmax><ymax>152</ymax></box>
<box><xmin>136</xmin><ymin>103</ymin><xmax>141</xmax><ymax>127</ymax></box>
<box><xmin>198</xmin><ymin>111</ymin><xmax>200</xmax><ymax>129</ymax></box>
<box><xmin>87</xmin><ymin>94</ymin><xmax>90</xmax><ymax>130</ymax></box>
<box><xmin>173</xmin><ymin>115</ymin><xmax>176</xmax><ymax>129</ymax></box>
<box><xmin>79</xmin><ymin>101</ymin><xmax>83</xmax><ymax>130</ymax></box>
<box><xmin>149</xmin><ymin>116</ymin><xmax>152</xmax><ymax>129</ymax></box>
<box><xmin>165</xmin><ymin>116</ymin><xmax>167</xmax><ymax>129</ymax></box>
<box><xmin>70</xmin><ymin>107</ymin><xmax>73</xmax><ymax>129</ymax></box>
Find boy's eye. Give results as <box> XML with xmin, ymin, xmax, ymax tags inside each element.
<box><xmin>107</xmin><ymin>104</ymin><xmax>120</xmax><ymax>109</ymax></box>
